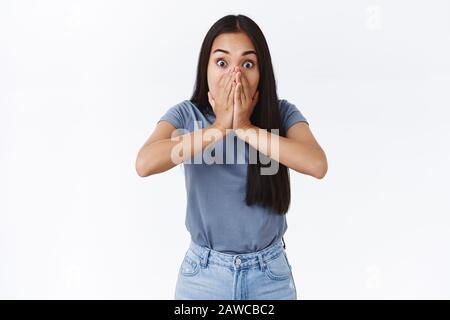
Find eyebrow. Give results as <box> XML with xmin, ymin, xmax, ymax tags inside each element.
<box><xmin>212</xmin><ymin>49</ymin><xmax>257</xmax><ymax>56</ymax></box>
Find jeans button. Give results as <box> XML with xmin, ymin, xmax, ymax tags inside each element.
<box><xmin>235</xmin><ymin>257</ymin><xmax>241</xmax><ymax>266</ymax></box>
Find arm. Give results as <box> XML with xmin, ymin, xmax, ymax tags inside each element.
<box><xmin>234</xmin><ymin>122</ymin><xmax>328</xmax><ymax>179</ymax></box>
<box><xmin>135</xmin><ymin>121</ymin><xmax>228</xmax><ymax>177</ymax></box>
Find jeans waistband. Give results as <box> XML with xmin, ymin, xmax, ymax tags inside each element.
<box><xmin>187</xmin><ymin>238</ymin><xmax>286</xmax><ymax>271</ymax></box>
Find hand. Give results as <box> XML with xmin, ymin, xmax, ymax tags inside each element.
<box><xmin>208</xmin><ymin>67</ymin><xmax>237</xmax><ymax>130</ymax></box>
<box><xmin>232</xmin><ymin>68</ymin><xmax>259</xmax><ymax>130</ymax></box>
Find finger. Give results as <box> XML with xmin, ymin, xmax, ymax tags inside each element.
<box><xmin>239</xmin><ymin>71</ymin><xmax>250</xmax><ymax>102</ymax></box>
<box><xmin>235</xmin><ymin>82</ymin><xmax>242</xmax><ymax>106</ymax></box>
<box><xmin>228</xmin><ymin>81</ymin><xmax>236</xmax><ymax>105</ymax></box>
<box><xmin>225</xmin><ymin>69</ymin><xmax>236</xmax><ymax>93</ymax></box>
<box><xmin>219</xmin><ymin>67</ymin><xmax>233</xmax><ymax>88</ymax></box>
<box><xmin>221</xmin><ymin>68</ymin><xmax>235</xmax><ymax>92</ymax></box>
<box><xmin>225</xmin><ymin>71</ymin><xmax>236</xmax><ymax>99</ymax></box>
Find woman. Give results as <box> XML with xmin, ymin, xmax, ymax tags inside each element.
<box><xmin>135</xmin><ymin>14</ymin><xmax>327</xmax><ymax>300</ymax></box>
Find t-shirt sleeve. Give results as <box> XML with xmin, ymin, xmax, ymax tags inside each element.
<box><xmin>279</xmin><ymin>99</ymin><xmax>309</xmax><ymax>132</ymax></box>
<box><xmin>157</xmin><ymin>102</ymin><xmax>185</xmax><ymax>129</ymax></box>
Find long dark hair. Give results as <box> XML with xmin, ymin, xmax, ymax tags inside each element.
<box><xmin>190</xmin><ymin>14</ymin><xmax>291</xmax><ymax>215</ymax></box>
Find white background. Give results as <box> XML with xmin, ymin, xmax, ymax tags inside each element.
<box><xmin>1</xmin><ymin>0</ymin><xmax>449</xmax><ymax>299</ymax></box>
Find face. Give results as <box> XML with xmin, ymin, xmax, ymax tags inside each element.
<box><xmin>207</xmin><ymin>32</ymin><xmax>260</xmax><ymax>102</ymax></box>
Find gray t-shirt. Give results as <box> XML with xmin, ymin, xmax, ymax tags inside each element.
<box><xmin>158</xmin><ymin>99</ymin><xmax>308</xmax><ymax>254</ymax></box>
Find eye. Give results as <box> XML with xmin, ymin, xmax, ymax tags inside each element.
<box><xmin>243</xmin><ymin>60</ymin><xmax>255</xmax><ymax>69</ymax></box>
<box><xmin>216</xmin><ymin>59</ymin><xmax>227</xmax><ymax>68</ymax></box>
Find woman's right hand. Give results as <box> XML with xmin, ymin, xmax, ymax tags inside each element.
<box><xmin>207</xmin><ymin>67</ymin><xmax>237</xmax><ymax>130</ymax></box>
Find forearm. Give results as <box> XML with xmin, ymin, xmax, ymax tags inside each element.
<box><xmin>234</xmin><ymin>125</ymin><xmax>327</xmax><ymax>178</ymax></box>
<box><xmin>136</xmin><ymin>124</ymin><xmax>228</xmax><ymax>176</ymax></box>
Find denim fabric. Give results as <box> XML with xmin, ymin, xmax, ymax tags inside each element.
<box><xmin>174</xmin><ymin>238</ymin><xmax>298</xmax><ymax>300</ymax></box>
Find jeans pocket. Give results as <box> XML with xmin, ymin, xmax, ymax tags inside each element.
<box><xmin>179</xmin><ymin>250</ymin><xmax>200</xmax><ymax>277</ymax></box>
<box><xmin>264</xmin><ymin>251</ymin><xmax>292</xmax><ymax>281</ymax></box>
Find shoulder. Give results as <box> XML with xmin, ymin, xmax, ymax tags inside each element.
<box><xmin>278</xmin><ymin>98</ymin><xmax>299</xmax><ymax>114</ymax></box>
<box><xmin>277</xmin><ymin>98</ymin><xmax>309</xmax><ymax>131</ymax></box>
<box><xmin>178</xmin><ymin>99</ymin><xmax>195</xmax><ymax>109</ymax></box>
<box><xmin>168</xmin><ymin>99</ymin><xmax>194</xmax><ymax>113</ymax></box>
<box><xmin>158</xmin><ymin>100</ymin><xmax>195</xmax><ymax>129</ymax></box>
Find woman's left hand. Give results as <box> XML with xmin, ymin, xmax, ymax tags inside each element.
<box><xmin>232</xmin><ymin>69</ymin><xmax>259</xmax><ymax>130</ymax></box>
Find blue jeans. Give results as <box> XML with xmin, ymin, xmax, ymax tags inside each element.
<box><xmin>174</xmin><ymin>238</ymin><xmax>298</xmax><ymax>300</ymax></box>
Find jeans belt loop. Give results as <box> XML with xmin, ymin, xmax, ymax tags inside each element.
<box><xmin>201</xmin><ymin>247</ymin><xmax>211</xmax><ymax>268</ymax></box>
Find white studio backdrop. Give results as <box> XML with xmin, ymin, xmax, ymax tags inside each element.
<box><xmin>1</xmin><ymin>0</ymin><xmax>449</xmax><ymax>299</ymax></box>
